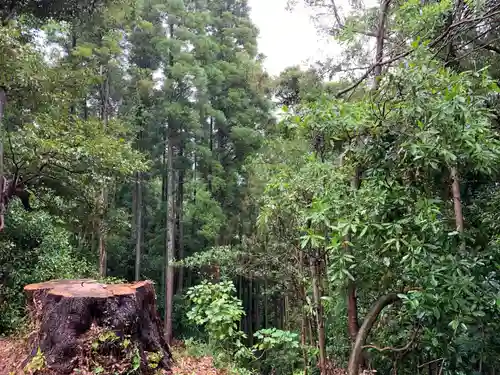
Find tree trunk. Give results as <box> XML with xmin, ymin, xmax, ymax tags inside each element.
<box><xmin>450</xmin><ymin>166</ymin><xmax>464</xmax><ymax>233</ymax></box>
<box><xmin>176</xmin><ymin>147</ymin><xmax>185</xmax><ymax>294</ymax></box>
<box><xmin>373</xmin><ymin>0</ymin><xmax>391</xmax><ymax>89</ymax></box>
<box><xmin>309</xmin><ymin>253</ymin><xmax>326</xmax><ymax>374</ymax></box>
<box><xmin>0</xmin><ymin>87</ymin><xmax>5</xmax><ymax>232</ymax></box>
<box><xmin>164</xmin><ymin>133</ymin><xmax>175</xmax><ymax>345</ymax></box>
<box><xmin>248</xmin><ymin>278</ymin><xmax>253</xmax><ymax>345</ymax></box>
<box><xmin>163</xmin><ymin>21</ymin><xmax>176</xmax><ymax>345</ymax></box>
<box><xmin>131</xmin><ymin>171</ymin><xmax>137</xmax><ymax>242</ymax></box>
<box><xmin>22</xmin><ymin>279</ymin><xmax>172</xmax><ymax>375</ymax></box>
<box><xmin>345</xmin><ymin>171</ymin><xmax>361</xmax><ymax>343</ymax></box>
<box><xmin>254</xmin><ymin>281</ymin><xmax>260</xmax><ymax>333</ymax></box>
<box><xmin>135</xmin><ymin>171</ymin><xmax>142</xmax><ymax>281</ymax></box>
<box><xmin>347</xmin><ymin>293</ymin><xmax>400</xmax><ymax>375</ymax></box>
<box><xmin>301</xmin><ymin>314</ymin><xmax>308</xmax><ymax>373</ymax></box>
<box><xmin>345</xmin><ymin>1</ymin><xmax>391</xmax><ymax>368</ymax></box>
<box><xmin>347</xmin><ymin>281</ymin><xmax>360</xmax><ymax>340</ymax></box>
<box><xmin>450</xmin><ymin>166</ymin><xmax>465</xmax><ymax>253</ymax></box>
<box><xmin>208</xmin><ymin>116</ymin><xmax>213</xmax><ymax>193</ymax></box>
<box><xmin>98</xmin><ymin>65</ymin><xmax>109</xmax><ymax>277</ymax></box>
<box><xmin>264</xmin><ymin>278</ymin><xmax>268</xmax><ymax>328</ymax></box>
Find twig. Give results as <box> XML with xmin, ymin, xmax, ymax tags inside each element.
<box><xmin>335</xmin><ymin>48</ymin><xmax>414</xmax><ymax>97</ymax></box>
<box><xmin>327</xmin><ymin>0</ymin><xmax>387</xmax><ymax>39</ymax></box>
<box><xmin>362</xmin><ymin>328</ymin><xmax>419</xmax><ymax>352</ymax></box>
<box><xmin>438</xmin><ymin>358</ymin><xmax>445</xmax><ymax>375</ymax></box>
<box><xmin>335</xmin><ymin>6</ymin><xmax>500</xmax><ymax>98</ymax></box>
<box><xmin>418</xmin><ymin>358</ymin><xmax>444</xmax><ymax>368</ymax></box>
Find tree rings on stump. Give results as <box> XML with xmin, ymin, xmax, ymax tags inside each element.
<box><xmin>22</xmin><ymin>279</ymin><xmax>172</xmax><ymax>374</ymax></box>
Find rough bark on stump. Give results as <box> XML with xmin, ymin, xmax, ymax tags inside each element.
<box><xmin>23</xmin><ymin>279</ymin><xmax>172</xmax><ymax>374</ymax></box>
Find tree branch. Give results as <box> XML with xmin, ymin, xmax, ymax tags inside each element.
<box><xmin>347</xmin><ymin>293</ymin><xmax>400</xmax><ymax>375</ymax></box>
<box><xmin>362</xmin><ymin>327</ymin><xmax>419</xmax><ymax>352</ymax></box>
<box><xmin>335</xmin><ymin>5</ymin><xmax>500</xmax><ymax>98</ymax></box>
<box><xmin>476</xmin><ymin>41</ymin><xmax>500</xmax><ymax>54</ymax></box>
<box><xmin>327</xmin><ymin>0</ymin><xmax>387</xmax><ymax>39</ymax></box>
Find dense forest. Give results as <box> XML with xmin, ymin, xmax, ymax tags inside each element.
<box><xmin>1</xmin><ymin>0</ymin><xmax>500</xmax><ymax>374</ymax></box>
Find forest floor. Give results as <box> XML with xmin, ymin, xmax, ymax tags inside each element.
<box><xmin>0</xmin><ymin>337</ymin><xmax>225</xmax><ymax>375</ymax></box>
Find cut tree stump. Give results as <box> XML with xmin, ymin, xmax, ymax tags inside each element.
<box><xmin>22</xmin><ymin>279</ymin><xmax>172</xmax><ymax>374</ymax></box>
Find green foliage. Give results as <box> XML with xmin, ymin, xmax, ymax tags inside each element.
<box><xmin>252</xmin><ymin>328</ymin><xmax>302</xmax><ymax>375</ymax></box>
<box><xmin>186</xmin><ymin>280</ymin><xmax>257</xmax><ymax>371</ymax></box>
<box><xmin>186</xmin><ymin>280</ymin><xmax>246</xmax><ymax>345</ymax></box>
<box><xmin>24</xmin><ymin>347</ymin><xmax>46</xmax><ymax>373</ymax></box>
<box><xmin>253</xmin><ymin>328</ymin><xmax>300</xmax><ymax>351</ymax></box>
<box><xmin>0</xmin><ymin>204</ymin><xmax>92</xmax><ymax>333</ymax></box>
<box><xmin>250</xmin><ymin>47</ymin><xmax>500</xmax><ymax>372</ymax></box>
<box><xmin>7</xmin><ymin>0</ymin><xmax>500</xmax><ymax>374</ymax></box>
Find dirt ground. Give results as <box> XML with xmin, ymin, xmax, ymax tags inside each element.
<box><xmin>0</xmin><ymin>337</ymin><xmax>25</xmax><ymax>375</ymax></box>
<box><xmin>0</xmin><ymin>338</ymin><xmax>225</xmax><ymax>375</ymax></box>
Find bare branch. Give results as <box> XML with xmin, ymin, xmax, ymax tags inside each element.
<box><xmin>328</xmin><ymin>0</ymin><xmax>387</xmax><ymax>39</ymax></box>
<box><xmin>418</xmin><ymin>358</ymin><xmax>445</xmax><ymax>369</ymax></box>
<box><xmin>362</xmin><ymin>328</ymin><xmax>419</xmax><ymax>352</ymax></box>
<box><xmin>335</xmin><ymin>6</ymin><xmax>500</xmax><ymax>98</ymax></box>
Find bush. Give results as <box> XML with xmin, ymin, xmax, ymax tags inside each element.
<box><xmin>0</xmin><ymin>204</ymin><xmax>92</xmax><ymax>334</ymax></box>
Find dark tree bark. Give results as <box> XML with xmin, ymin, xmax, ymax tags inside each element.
<box><xmin>0</xmin><ymin>87</ymin><xmax>6</xmax><ymax>232</ymax></box>
<box><xmin>309</xmin><ymin>253</ymin><xmax>327</xmax><ymax>374</ymax></box>
<box><xmin>98</xmin><ymin>65</ymin><xmax>110</xmax><ymax>277</ymax></box>
<box><xmin>135</xmin><ymin>170</ymin><xmax>143</xmax><ymax>281</ymax></box>
<box><xmin>164</xmin><ymin>21</ymin><xmax>176</xmax><ymax>345</ymax></box>
<box><xmin>22</xmin><ymin>279</ymin><xmax>172</xmax><ymax>375</ymax></box>
<box><xmin>347</xmin><ymin>293</ymin><xmax>400</xmax><ymax>375</ymax></box>
<box><xmin>175</xmin><ymin>145</ymin><xmax>185</xmax><ymax>294</ymax></box>
<box><xmin>451</xmin><ymin>167</ymin><xmax>464</xmax><ymax>231</ymax></box>
<box><xmin>165</xmin><ymin>134</ymin><xmax>175</xmax><ymax>345</ymax></box>
<box><xmin>373</xmin><ymin>0</ymin><xmax>391</xmax><ymax>89</ymax></box>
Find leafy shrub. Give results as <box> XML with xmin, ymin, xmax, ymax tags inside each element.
<box><xmin>186</xmin><ymin>280</ymin><xmax>255</xmax><ymax>368</ymax></box>
<box><xmin>0</xmin><ymin>204</ymin><xmax>92</xmax><ymax>334</ymax></box>
<box><xmin>253</xmin><ymin>328</ymin><xmax>303</xmax><ymax>374</ymax></box>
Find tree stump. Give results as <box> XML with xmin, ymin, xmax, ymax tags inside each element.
<box><xmin>22</xmin><ymin>279</ymin><xmax>172</xmax><ymax>374</ymax></box>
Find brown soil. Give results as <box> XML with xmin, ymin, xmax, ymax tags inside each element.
<box><xmin>0</xmin><ymin>338</ymin><xmax>225</xmax><ymax>375</ymax></box>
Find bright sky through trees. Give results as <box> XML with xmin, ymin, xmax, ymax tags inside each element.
<box><xmin>248</xmin><ymin>0</ymin><xmax>339</xmax><ymax>75</ymax></box>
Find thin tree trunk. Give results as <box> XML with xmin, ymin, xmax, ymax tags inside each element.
<box><xmin>450</xmin><ymin>166</ymin><xmax>465</xmax><ymax>254</ymax></box>
<box><xmin>248</xmin><ymin>278</ymin><xmax>253</xmax><ymax>345</ymax></box>
<box><xmin>131</xmin><ymin>172</ymin><xmax>137</xmax><ymax>242</ymax></box>
<box><xmin>83</xmin><ymin>95</ymin><xmax>88</xmax><ymax>121</ymax></box>
<box><xmin>98</xmin><ymin>196</ymin><xmax>107</xmax><ymax>276</ymax></box>
<box><xmin>308</xmin><ymin>316</ymin><xmax>314</xmax><ymax>347</ymax></box>
<box><xmin>345</xmin><ymin>169</ymin><xmax>361</xmax><ymax>342</ymax></box>
<box><xmin>239</xmin><ymin>276</ymin><xmax>244</xmax><ymax>331</ymax></box>
<box><xmin>264</xmin><ymin>278</ymin><xmax>268</xmax><ymax>329</ymax></box>
<box><xmin>450</xmin><ymin>167</ymin><xmax>464</xmax><ymax>233</ymax></box>
<box><xmin>164</xmin><ymin>134</ymin><xmax>175</xmax><ymax>344</ymax></box>
<box><xmin>373</xmin><ymin>0</ymin><xmax>391</xmax><ymax>90</ymax></box>
<box><xmin>254</xmin><ymin>281</ymin><xmax>260</xmax><ymax>331</ymax></box>
<box><xmin>176</xmin><ymin>146</ymin><xmax>185</xmax><ymax>294</ymax></box>
<box><xmin>69</xmin><ymin>32</ymin><xmax>77</xmax><ymax>116</ymax></box>
<box><xmin>309</xmin><ymin>253</ymin><xmax>326</xmax><ymax>374</ymax></box>
<box><xmin>0</xmin><ymin>87</ymin><xmax>5</xmax><ymax>232</ymax></box>
<box><xmin>98</xmin><ymin>65</ymin><xmax>109</xmax><ymax>278</ymax></box>
<box><xmin>347</xmin><ymin>293</ymin><xmax>400</xmax><ymax>375</ymax></box>
<box><xmin>208</xmin><ymin>117</ymin><xmax>213</xmax><ymax>193</ymax></box>
<box><xmin>301</xmin><ymin>315</ymin><xmax>308</xmax><ymax>373</ymax></box>
<box><xmin>134</xmin><ymin>171</ymin><xmax>142</xmax><ymax>281</ymax></box>
<box><xmin>164</xmin><ymin>22</ymin><xmax>175</xmax><ymax>344</ymax></box>
<box><xmin>345</xmin><ymin>2</ymin><xmax>391</xmax><ymax>370</ymax></box>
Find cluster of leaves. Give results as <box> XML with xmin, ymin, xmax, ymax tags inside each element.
<box><xmin>249</xmin><ymin>50</ymin><xmax>500</xmax><ymax>373</ymax></box>
<box><xmin>185</xmin><ymin>280</ymin><xmax>305</xmax><ymax>374</ymax></box>
<box><xmin>0</xmin><ymin>202</ymin><xmax>93</xmax><ymax>333</ymax></box>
